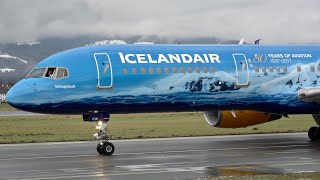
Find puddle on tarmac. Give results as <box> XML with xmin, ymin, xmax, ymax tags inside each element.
<box><xmin>207</xmin><ymin>164</ymin><xmax>283</xmax><ymax>177</ymax></box>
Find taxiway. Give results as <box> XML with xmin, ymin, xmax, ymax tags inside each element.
<box><xmin>0</xmin><ymin>133</ymin><xmax>319</xmax><ymax>179</ymax></box>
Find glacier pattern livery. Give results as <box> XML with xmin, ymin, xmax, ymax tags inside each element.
<box><xmin>6</xmin><ymin>44</ymin><xmax>320</xmax><ymax>155</ymax></box>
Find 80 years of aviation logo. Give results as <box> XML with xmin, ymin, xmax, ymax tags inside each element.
<box><xmin>252</xmin><ymin>53</ymin><xmax>312</xmax><ymax>64</ymax></box>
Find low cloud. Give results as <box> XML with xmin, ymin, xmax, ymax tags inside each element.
<box><xmin>0</xmin><ymin>0</ymin><xmax>319</xmax><ymax>44</ymax></box>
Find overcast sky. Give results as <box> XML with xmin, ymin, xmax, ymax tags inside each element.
<box><xmin>0</xmin><ymin>0</ymin><xmax>319</xmax><ymax>44</ymax></box>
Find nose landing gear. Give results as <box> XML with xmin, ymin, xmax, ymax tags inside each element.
<box><xmin>93</xmin><ymin>120</ymin><xmax>115</xmax><ymax>155</ymax></box>
<box><xmin>83</xmin><ymin>112</ymin><xmax>115</xmax><ymax>155</ymax></box>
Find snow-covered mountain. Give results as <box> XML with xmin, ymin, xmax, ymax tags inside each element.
<box><xmin>0</xmin><ymin>52</ymin><xmax>27</xmax><ymax>64</ymax></box>
<box><xmin>85</xmin><ymin>40</ymin><xmax>127</xmax><ymax>46</ymax></box>
<box><xmin>0</xmin><ymin>52</ymin><xmax>29</xmax><ymax>83</ymax></box>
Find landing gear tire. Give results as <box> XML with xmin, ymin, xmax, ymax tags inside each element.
<box><xmin>97</xmin><ymin>143</ymin><xmax>104</xmax><ymax>154</ymax></box>
<box><xmin>102</xmin><ymin>142</ymin><xmax>115</xmax><ymax>155</ymax></box>
<box><xmin>308</xmin><ymin>126</ymin><xmax>319</xmax><ymax>141</ymax></box>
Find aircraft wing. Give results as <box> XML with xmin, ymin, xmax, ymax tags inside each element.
<box><xmin>298</xmin><ymin>88</ymin><xmax>320</xmax><ymax>103</ymax></box>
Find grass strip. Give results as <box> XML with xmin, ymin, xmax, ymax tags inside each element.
<box><xmin>0</xmin><ymin>103</ymin><xmax>16</xmax><ymax>111</ymax></box>
<box><xmin>0</xmin><ymin>112</ymin><xmax>315</xmax><ymax>143</ymax></box>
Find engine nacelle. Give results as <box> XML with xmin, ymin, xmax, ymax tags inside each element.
<box><xmin>203</xmin><ymin>110</ymin><xmax>282</xmax><ymax>128</ymax></box>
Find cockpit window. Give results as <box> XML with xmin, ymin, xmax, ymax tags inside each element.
<box><xmin>56</xmin><ymin>68</ymin><xmax>69</xmax><ymax>79</ymax></box>
<box><xmin>26</xmin><ymin>68</ymin><xmax>46</xmax><ymax>78</ymax></box>
<box><xmin>45</xmin><ymin>67</ymin><xmax>57</xmax><ymax>78</ymax></box>
<box><xmin>26</xmin><ymin>67</ymin><xmax>69</xmax><ymax>79</ymax></box>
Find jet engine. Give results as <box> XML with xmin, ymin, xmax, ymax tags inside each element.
<box><xmin>203</xmin><ymin>110</ymin><xmax>282</xmax><ymax>128</ymax></box>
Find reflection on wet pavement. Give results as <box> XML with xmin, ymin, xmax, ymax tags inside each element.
<box><xmin>207</xmin><ymin>164</ymin><xmax>283</xmax><ymax>177</ymax></box>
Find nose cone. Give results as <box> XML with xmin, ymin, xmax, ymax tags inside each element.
<box><xmin>6</xmin><ymin>88</ymin><xmax>13</xmax><ymax>105</ymax></box>
<box><xmin>6</xmin><ymin>83</ymin><xmax>21</xmax><ymax>109</ymax></box>
<box><xmin>6</xmin><ymin>81</ymin><xmax>31</xmax><ymax>111</ymax></box>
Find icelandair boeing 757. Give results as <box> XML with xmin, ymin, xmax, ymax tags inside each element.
<box><xmin>6</xmin><ymin>43</ymin><xmax>320</xmax><ymax>155</ymax></box>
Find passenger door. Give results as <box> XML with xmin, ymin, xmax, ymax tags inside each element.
<box><xmin>94</xmin><ymin>53</ymin><xmax>113</xmax><ymax>89</ymax></box>
<box><xmin>233</xmin><ymin>53</ymin><xmax>250</xmax><ymax>88</ymax></box>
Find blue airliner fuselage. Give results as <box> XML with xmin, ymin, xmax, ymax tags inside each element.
<box><xmin>6</xmin><ymin>44</ymin><xmax>320</xmax><ymax>114</ymax></box>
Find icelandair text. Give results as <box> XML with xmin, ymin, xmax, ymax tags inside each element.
<box><xmin>119</xmin><ymin>53</ymin><xmax>221</xmax><ymax>64</ymax></box>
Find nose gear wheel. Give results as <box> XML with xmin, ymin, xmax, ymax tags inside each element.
<box><xmin>93</xmin><ymin>120</ymin><xmax>114</xmax><ymax>155</ymax></box>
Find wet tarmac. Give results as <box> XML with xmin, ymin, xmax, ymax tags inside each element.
<box><xmin>0</xmin><ymin>133</ymin><xmax>319</xmax><ymax>180</ymax></box>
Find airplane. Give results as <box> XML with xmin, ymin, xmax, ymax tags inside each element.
<box><xmin>6</xmin><ymin>43</ymin><xmax>320</xmax><ymax>155</ymax></box>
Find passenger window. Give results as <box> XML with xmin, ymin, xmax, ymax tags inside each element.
<box><xmin>172</xmin><ymin>67</ymin><xmax>177</xmax><ymax>73</ymax></box>
<box><xmin>283</xmin><ymin>66</ymin><xmax>287</xmax><ymax>73</ymax></box>
<box><xmin>141</xmin><ymin>67</ymin><xmax>146</xmax><ymax>74</ymax></box>
<box><xmin>196</xmin><ymin>67</ymin><xmax>200</xmax><ymax>73</ymax></box>
<box><xmin>157</xmin><ymin>67</ymin><xmax>161</xmax><ymax>74</ymax></box>
<box><xmin>210</xmin><ymin>67</ymin><xmax>215</xmax><ymax>73</ymax></box>
<box><xmin>269</xmin><ymin>67</ymin><xmax>273</xmax><ymax>72</ymax></box>
<box><xmin>254</xmin><ymin>67</ymin><xmax>259</xmax><ymax>73</ymax></box>
<box><xmin>123</xmin><ymin>68</ymin><xmax>128</xmax><ymax>74</ymax></box>
<box><xmin>165</xmin><ymin>67</ymin><xmax>169</xmax><ymax>74</ymax></box>
<box><xmin>188</xmin><ymin>67</ymin><xmax>193</xmax><ymax>73</ymax></box>
<box><xmin>310</xmin><ymin>65</ymin><xmax>315</xmax><ymax>72</ymax></box>
<box><xmin>132</xmin><ymin>68</ymin><xmax>137</xmax><ymax>74</ymax></box>
<box><xmin>297</xmin><ymin>66</ymin><xmax>301</xmax><ymax>72</ymax></box>
<box><xmin>276</xmin><ymin>66</ymin><xmax>280</xmax><ymax>73</ymax></box>
<box><xmin>180</xmin><ymin>67</ymin><xmax>185</xmax><ymax>73</ymax></box>
<box><xmin>56</xmin><ymin>68</ymin><xmax>69</xmax><ymax>79</ymax></box>
<box><xmin>262</xmin><ymin>67</ymin><xmax>266</xmax><ymax>73</ymax></box>
<box><xmin>203</xmin><ymin>67</ymin><xmax>208</xmax><ymax>73</ymax></box>
<box><xmin>149</xmin><ymin>67</ymin><xmax>154</xmax><ymax>74</ymax></box>
<box><xmin>45</xmin><ymin>67</ymin><xmax>57</xmax><ymax>78</ymax></box>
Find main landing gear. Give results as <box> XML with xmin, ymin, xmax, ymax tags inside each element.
<box><xmin>93</xmin><ymin>120</ymin><xmax>115</xmax><ymax>155</ymax></box>
<box><xmin>308</xmin><ymin>126</ymin><xmax>320</xmax><ymax>141</ymax></box>
<box><xmin>309</xmin><ymin>114</ymin><xmax>320</xmax><ymax>141</ymax></box>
